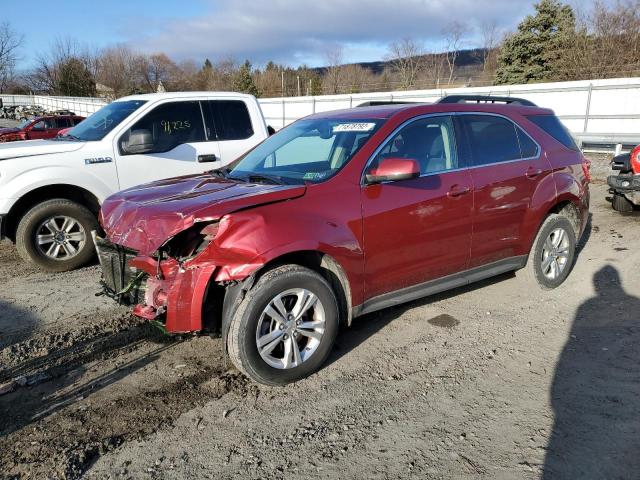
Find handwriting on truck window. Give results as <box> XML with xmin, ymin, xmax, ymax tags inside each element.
<box><xmin>161</xmin><ymin>120</ymin><xmax>191</xmax><ymax>134</ymax></box>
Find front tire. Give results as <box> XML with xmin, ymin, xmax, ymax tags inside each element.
<box><xmin>612</xmin><ymin>193</ymin><xmax>634</xmax><ymax>213</ymax></box>
<box><xmin>15</xmin><ymin>199</ymin><xmax>98</xmax><ymax>272</ymax></box>
<box><xmin>517</xmin><ymin>214</ymin><xmax>577</xmax><ymax>290</ymax></box>
<box><xmin>227</xmin><ymin>265</ymin><xmax>339</xmax><ymax>386</ymax></box>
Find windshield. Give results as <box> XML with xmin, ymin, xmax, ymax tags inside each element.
<box><xmin>17</xmin><ymin>118</ymin><xmax>31</xmax><ymax>129</ymax></box>
<box><xmin>66</xmin><ymin>100</ymin><xmax>146</xmax><ymax>141</ymax></box>
<box><xmin>228</xmin><ymin>118</ymin><xmax>383</xmax><ymax>184</ymax></box>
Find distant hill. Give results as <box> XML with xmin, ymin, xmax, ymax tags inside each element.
<box><xmin>313</xmin><ymin>48</ymin><xmax>487</xmax><ymax>75</ymax></box>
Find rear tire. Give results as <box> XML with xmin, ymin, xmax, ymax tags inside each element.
<box><xmin>15</xmin><ymin>199</ymin><xmax>98</xmax><ymax>272</ymax></box>
<box><xmin>227</xmin><ymin>265</ymin><xmax>339</xmax><ymax>386</ymax></box>
<box><xmin>612</xmin><ymin>193</ymin><xmax>634</xmax><ymax>213</ymax></box>
<box><xmin>517</xmin><ymin>214</ymin><xmax>576</xmax><ymax>290</ymax></box>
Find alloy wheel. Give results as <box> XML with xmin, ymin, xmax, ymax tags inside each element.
<box><xmin>255</xmin><ymin>288</ymin><xmax>326</xmax><ymax>369</ymax></box>
<box><xmin>541</xmin><ymin>227</ymin><xmax>570</xmax><ymax>280</ymax></box>
<box><xmin>35</xmin><ymin>215</ymin><xmax>87</xmax><ymax>260</ymax></box>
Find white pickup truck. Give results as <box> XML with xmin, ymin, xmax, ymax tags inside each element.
<box><xmin>0</xmin><ymin>92</ymin><xmax>270</xmax><ymax>271</ymax></box>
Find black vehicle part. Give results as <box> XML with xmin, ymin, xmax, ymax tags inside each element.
<box><xmin>612</xmin><ymin>193</ymin><xmax>634</xmax><ymax>212</ymax></box>
<box><xmin>611</xmin><ymin>153</ymin><xmax>632</xmax><ymax>173</ymax></box>
<box><xmin>437</xmin><ymin>95</ymin><xmax>537</xmax><ymax>107</ymax></box>
<box><xmin>94</xmin><ymin>234</ymin><xmax>146</xmax><ymax>304</ymax></box>
<box><xmin>357</xmin><ymin>101</ymin><xmax>417</xmax><ymax>107</ymax></box>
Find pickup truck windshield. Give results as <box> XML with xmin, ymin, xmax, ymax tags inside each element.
<box><xmin>66</xmin><ymin>100</ymin><xmax>147</xmax><ymax>141</ymax></box>
<box><xmin>228</xmin><ymin>118</ymin><xmax>383</xmax><ymax>184</ymax></box>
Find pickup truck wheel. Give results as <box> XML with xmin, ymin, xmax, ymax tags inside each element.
<box><xmin>227</xmin><ymin>265</ymin><xmax>339</xmax><ymax>386</ymax></box>
<box><xmin>15</xmin><ymin>199</ymin><xmax>98</xmax><ymax>272</ymax></box>
<box><xmin>518</xmin><ymin>214</ymin><xmax>576</xmax><ymax>290</ymax></box>
<box><xmin>612</xmin><ymin>193</ymin><xmax>634</xmax><ymax>213</ymax></box>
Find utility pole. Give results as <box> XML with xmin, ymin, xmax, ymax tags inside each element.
<box><xmin>297</xmin><ymin>75</ymin><xmax>301</xmax><ymax>97</ymax></box>
<box><xmin>281</xmin><ymin>71</ymin><xmax>285</xmax><ymax>97</ymax></box>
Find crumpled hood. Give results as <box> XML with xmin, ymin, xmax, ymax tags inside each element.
<box><xmin>0</xmin><ymin>139</ymin><xmax>85</xmax><ymax>160</ymax></box>
<box><xmin>100</xmin><ymin>174</ymin><xmax>307</xmax><ymax>255</ymax></box>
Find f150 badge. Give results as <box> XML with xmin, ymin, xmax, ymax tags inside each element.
<box><xmin>85</xmin><ymin>157</ymin><xmax>113</xmax><ymax>165</ymax></box>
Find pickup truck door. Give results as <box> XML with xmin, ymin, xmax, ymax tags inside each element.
<box><xmin>201</xmin><ymin>100</ymin><xmax>264</xmax><ymax>165</ymax></box>
<box><xmin>114</xmin><ymin>100</ymin><xmax>222</xmax><ymax>190</ymax></box>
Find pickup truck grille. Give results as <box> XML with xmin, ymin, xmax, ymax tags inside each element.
<box><xmin>93</xmin><ymin>234</ymin><xmax>146</xmax><ymax>305</ymax></box>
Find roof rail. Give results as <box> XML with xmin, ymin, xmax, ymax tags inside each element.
<box><xmin>356</xmin><ymin>100</ymin><xmax>417</xmax><ymax>107</ymax></box>
<box><xmin>437</xmin><ymin>95</ymin><xmax>537</xmax><ymax>107</ymax></box>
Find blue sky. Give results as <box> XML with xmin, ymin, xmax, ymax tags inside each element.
<box><xmin>5</xmin><ymin>0</ymin><xmax>605</xmax><ymax>70</ymax></box>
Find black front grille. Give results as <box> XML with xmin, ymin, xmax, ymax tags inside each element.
<box><xmin>93</xmin><ymin>234</ymin><xmax>146</xmax><ymax>305</ymax></box>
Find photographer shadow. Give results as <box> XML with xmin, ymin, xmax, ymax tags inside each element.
<box><xmin>543</xmin><ymin>265</ymin><xmax>640</xmax><ymax>478</ymax></box>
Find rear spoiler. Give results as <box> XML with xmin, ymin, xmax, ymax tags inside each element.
<box><xmin>437</xmin><ymin>95</ymin><xmax>537</xmax><ymax>107</ymax></box>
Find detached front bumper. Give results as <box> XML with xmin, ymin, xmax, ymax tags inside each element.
<box><xmin>93</xmin><ymin>233</ymin><xmax>217</xmax><ymax>333</ymax></box>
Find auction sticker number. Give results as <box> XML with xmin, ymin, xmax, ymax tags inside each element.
<box><xmin>332</xmin><ymin>122</ymin><xmax>376</xmax><ymax>133</ymax></box>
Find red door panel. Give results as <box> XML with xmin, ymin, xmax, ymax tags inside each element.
<box><xmin>469</xmin><ymin>159</ymin><xmax>552</xmax><ymax>267</ymax></box>
<box><xmin>361</xmin><ymin>169</ymin><xmax>473</xmax><ymax>300</ymax></box>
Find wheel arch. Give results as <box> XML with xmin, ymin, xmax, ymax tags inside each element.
<box><xmin>211</xmin><ymin>249</ymin><xmax>353</xmax><ymax>354</ymax></box>
<box><xmin>4</xmin><ymin>184</ymin><xmax>101</xmax><ymax>242</ymax></box>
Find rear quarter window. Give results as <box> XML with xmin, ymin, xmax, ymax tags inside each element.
<box><xmin>205</xmin><ymin>100</ymin><xmax>254</xmax><ymax>141</ymax></box>
<box><xmin>526</xmin><ymin>115</ymin><xmax>579</xmax><ymax>151</ymax></box>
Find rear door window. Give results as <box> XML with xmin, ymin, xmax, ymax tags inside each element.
<box><xmin>459</xmin><ymin>115</ymin><xmax>523</xmax><ymax>166</ymax></box>
<box><xmin>204</xmin><ymin>100</ymin><xmax>254</xmax><ymax>140</ymax></box>
<box><xmin>526</xmin><ymin>114</ymin><xmax>579</xmax><ymax>151</ymax></box>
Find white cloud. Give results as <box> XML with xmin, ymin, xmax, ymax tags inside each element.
<box><xmin>129</xmin><ymin>0</ymin><xmax>537</xmax><ymax>66</ymax></box>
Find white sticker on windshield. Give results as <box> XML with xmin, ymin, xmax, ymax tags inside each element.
<box><xmin>332</xmin><ymin>122</ymin><xmax>376</xmax><ymax>133</ymax></box>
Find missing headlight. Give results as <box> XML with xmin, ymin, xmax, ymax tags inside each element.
<box><xmin>163</xmin><ymin>221</ymin><xmax>220</xmax><ymax>261</ymax></box>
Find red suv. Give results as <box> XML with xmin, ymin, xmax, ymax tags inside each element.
<box><xmin>0</xmin><ymin>115</ymin><xmax>85</xmax><ymax>142</ymax></box>
<box><xmin>96</xmin><ymin>95</ymin><xmax>590</xmax><ymax>385</ymax></box>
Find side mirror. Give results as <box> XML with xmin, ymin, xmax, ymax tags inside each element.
<box><xmin>122</xmin><ymin>129</ymin><xmax>154</xmax><ymax>155</ymax></box>
<box><xmin>365</xmin><ymin>157</ymin><xmax>420</xmax><ymax>184</ymax></box>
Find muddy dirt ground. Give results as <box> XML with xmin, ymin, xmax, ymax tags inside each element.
<box><xmin>1</xmin><ymin>156</ymin><xmax>639</xmax><ymax>479</ymax></box>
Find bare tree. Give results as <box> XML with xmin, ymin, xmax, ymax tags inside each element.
<box><xmin>557</xmin><ymin>0</ymin><xmax>640</xmax><ymax>81</ymax></box>
<box><xmin>0</xmin><ymin>22</ymin><xmax>23</xmax><ymax>93</ymax></box>
<box><xmin>479</xmin><ymin>20</ymin><xmax>499</xmax><ymax>72</ymax></box>
<box><xmin>29</xmin><ymin>37</ymin><xmax>97</xmax><ymax>94</ymax></box>
<box><xmin>443</xmin><ymin>21</ymin><xmax>468</xmax><ymax>85</ymax></box>
<box><xmin>422</xmin><ymin>51</ymin><xmax>447</xmax><ymax>88</ymax></box>
<box><xmin>386</xmin><ymin>37</ymin><xmax>424</xmax><ymax>89</ymax></box>
<box><xmin>96</xmin><ymin>45</ymin><xmax>141</xmax><ymax>97</ymax></box>
<box><xmin>323</xmin><ymin>46</ymin><xmax>344</xmax><ymax>94</ymax></box>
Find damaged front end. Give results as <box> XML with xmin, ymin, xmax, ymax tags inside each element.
<box><xmin>93</xmin><ymin>233</ymin><xmax>146</xmax><ymax>305</ymax></box>
<box><xmin>94</xmin><ymin>175</ymin><xmax>307</xmax><ymax>334</ymax></box>
<box><xmin>93</xmin><ymin>222</ymin><xmax>221</xmax><ymax>333</ymax></box>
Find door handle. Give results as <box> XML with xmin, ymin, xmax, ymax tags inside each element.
<box><xmin>447</xmin><ymin>184</ymin><xmax>471</xmax><ymax>197</ymax></box>
<box><xmin>197</xmin><ymin>154</ymin><xmax>218</xmax><ymax>163</ymax></box>
<box><xmin>526</xmin><ymin>167</ymin><xmax>543</xmax><ymax>178</ymax></box>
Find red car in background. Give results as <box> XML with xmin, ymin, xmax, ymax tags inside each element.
<box><xmin>0</xmin><ymin>115</ymin><xmax>85</xmax><ymax>142</ymax></box>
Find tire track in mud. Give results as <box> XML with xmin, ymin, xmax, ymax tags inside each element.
<box><xmin>0</xmin><ymin>314</ymin><xmax>258</xmax><ymax>479</ymax></box>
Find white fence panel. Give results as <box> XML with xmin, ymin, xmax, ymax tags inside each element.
<box><xmin>3</xmin><ymin>77</ymin><xmax>640</xmax><ymax>148</ymax></box>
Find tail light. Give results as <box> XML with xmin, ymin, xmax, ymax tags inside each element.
<box><xmin>631</xmin><ymin>145</ymin><xmax>640</xmax><ymax>175</ymax></box>
<box><xmin>581</xmin><ymin>156</ymin><xmax>592</xmax><ymax>183</ymax></box>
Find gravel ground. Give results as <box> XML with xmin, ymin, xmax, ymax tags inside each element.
<box><xmin>0</xmin><ymin>155</ymin><xmax>639</xmax><ymax>479</ymax></box>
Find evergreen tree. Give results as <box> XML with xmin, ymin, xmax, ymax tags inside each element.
<box><xmin>495</xmin><ymin>0</ymin><xmax>576</xmax><ymax>84</ymax></box>
<box><xmin>57</xmin><ymin>58</ymin><xmax>97</xmax><ymax>97</ymax></box>
<box><xmin>233</xmin><ymin>60</ymin><xmax>260</xmax><ymax>96</ymax></box>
